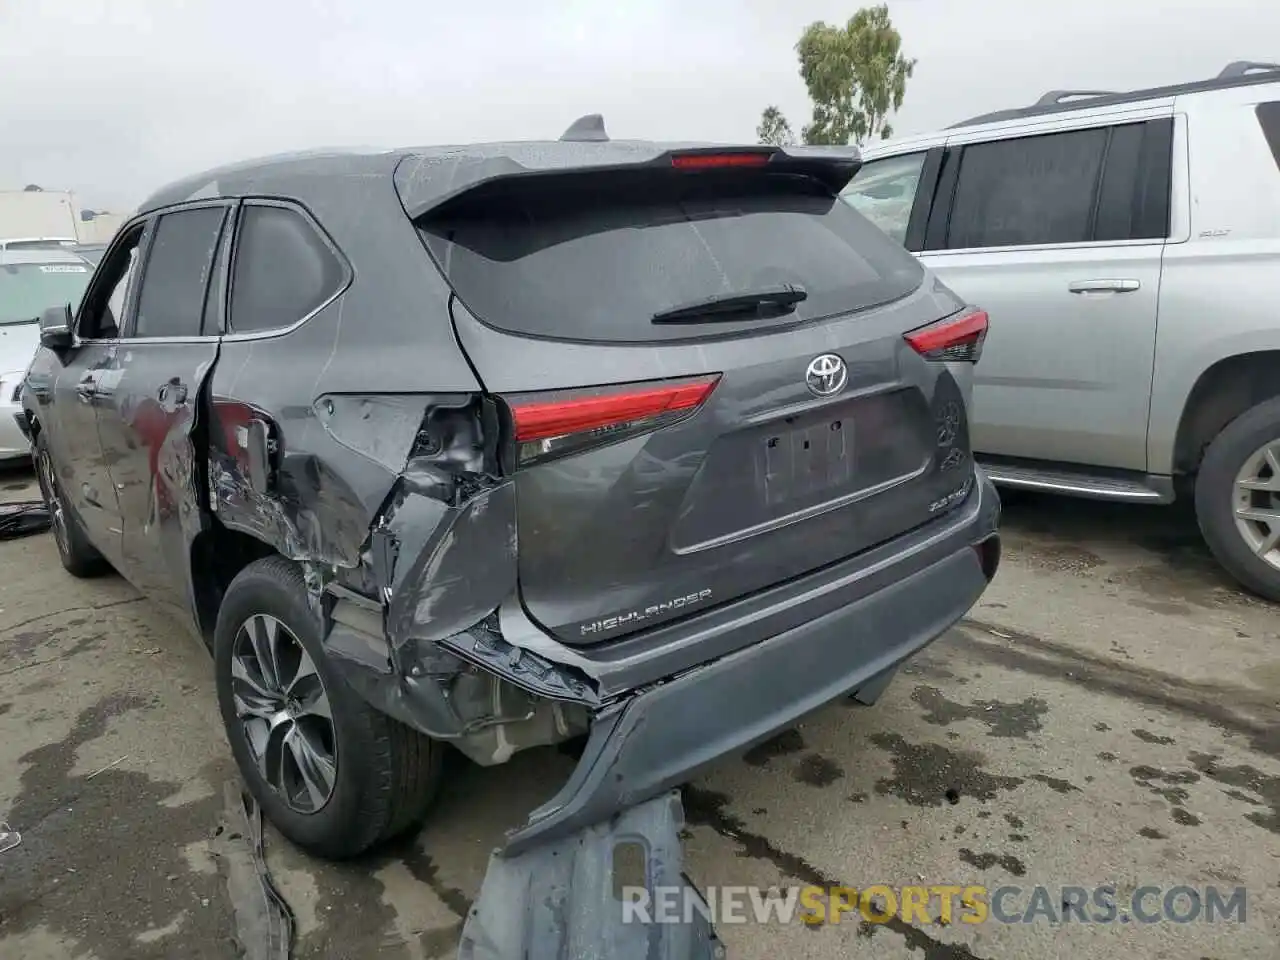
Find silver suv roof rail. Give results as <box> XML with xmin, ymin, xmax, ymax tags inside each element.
<box><xmin>1033</xmin><ymin>89</ymin><xmax>1118</xmax><ymax>107</ymax></box>
<box><xmin>1219</xmin><ymin>60</ymin><xmax>1280</xmax><ymax>78</ymax></box>
<box><xmin>951</xmin><ymin>60</ymin><xmax>1280</xmax><ymax>129</ymax></box>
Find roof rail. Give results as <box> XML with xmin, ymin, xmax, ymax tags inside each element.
<box><xmin>1218</xmin><ymin>60</ymin><xmax>1280</xmax><ymax>78</ymax></box>
<box><xmin>559</xmin><ymin>114</ymin><xmax>609</xmax><ymax>142</ymax></box>
<box><xmin>950</xmin><ymin>61</ymin><xmax>1280</xmax><ymax>130</ymax></box>
<box><xmin>1034</xmin><ymin>89</ymin><xmax>1118</xmax><ymax>107</ymax></box>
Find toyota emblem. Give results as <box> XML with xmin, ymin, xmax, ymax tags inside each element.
<box><xmin>805</xmin><ymin>353</ymin><xmax>848</xmax><ymax>398</ymax></box>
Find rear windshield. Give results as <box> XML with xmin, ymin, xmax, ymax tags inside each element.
<box><xmin>0</xmin><ymin>261</ymin><xmax>92</xmax><ymax>326</ymax></box>
<box><xmin>418</xmin><ymin>171</ymin><xmax>925</xmax><ymax>343</ymax></box>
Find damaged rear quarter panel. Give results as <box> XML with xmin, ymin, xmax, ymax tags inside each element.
<box><xmin>201</xmin><ymin>169</ymin><xmax>498</xmax><ymax>603</ymax></box>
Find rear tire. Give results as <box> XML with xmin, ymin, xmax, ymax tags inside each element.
<box><xmin>1194</xmin><ymin>397</ymin><xmax>1280</xmax><ymax>602</ymax></box>
<box><xmin>33</xmin><ymin>432</ymin><xmax>110</xmax><ymax>578</ymax></box>
<box><xmin>214</xmin><ymin>555</ymin><xmax>443</xmax><ymax>860</ymax></box>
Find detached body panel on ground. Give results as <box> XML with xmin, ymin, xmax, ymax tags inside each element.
<box><xmin>22</xmin><ymin>136</ymin><xmax>999</xmax><ymax>957</ymax></box>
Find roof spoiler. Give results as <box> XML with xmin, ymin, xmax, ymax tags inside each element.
<box><xmin>397</xmin><ymin>143</ymin><xmax>863</xmax><ymax>220</ymax></box>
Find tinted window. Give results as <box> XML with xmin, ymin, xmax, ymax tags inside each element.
<box><xmin>1093</xmin><ymin>121</ymin><xmax>1172</xmax><ymax>242</ymax></box>
<box><xmin>133</xmin><ymin>207</ymin><xmax>227</xmax><ymax>338</ymax></box>
<box><xmin>841</xmin><ymin>152</ymin><xmax>926</xmax><ymax>245</ymax></box>
<box><xmin>419</xmin><ymin>172</ymin><xmax>925</xmax><ymax>343</ymax></box>
<box><xmin>78</xmin><ymin>226</ymin><xmax>145</xmax><ymax>339</ymax></box>
<box><xmin>1257</xmin><ymin>101</ymin><xmax>1280</xmax><ymax>171</ymax></box>
<box><xmin>0</xmin><ymin>261</ymin><xmax>92</xmax><ymax>326</ymax></box>
<box><xmin>230</xmin><ymin>205</ymin><xmax>345</xmax><ymax>334</ymax></box>
<box><xmin>946</xmin><ymin>129</ymin><xmax>1107</xmax><ymax>249</ymax></box>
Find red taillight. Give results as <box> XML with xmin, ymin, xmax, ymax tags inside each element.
<box><xmin>670</xmin><ymin>152</ymin><xmax>772</xmax><ymax>170</ymax></box>
<box><xmin>506</xmin><ymin>376</ymin><xmax>721</xmax><ymax>466</ymax></box>
<box><xmin>905</xmin><ymin>308</ymin><xmax>989</xmax><ymax>362</ymax></box>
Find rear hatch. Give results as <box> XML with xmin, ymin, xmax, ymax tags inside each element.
<box><xmin>411</xmin><ymin>148</ymin><xmax>984</xmax><ymax>646</ymax></box>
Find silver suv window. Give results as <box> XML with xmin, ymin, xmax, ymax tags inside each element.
<box><xmin>946</xmin><ymin>128</ymin><xmax>1108</xmax><ymax>248</ymax></box>
<box><xmin>841</xmin><ymin>152</ymin><xmax>926</xmax><ymax>245</ymax></box>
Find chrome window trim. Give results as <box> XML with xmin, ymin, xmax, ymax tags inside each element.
<box><xmin>221</xmin><ymin>197</ymin><xmax>353</xmax><ymax>342</ymax></box>
<box><xmin>74</xmin><ymin>197</ymin><xmax>351</xmax><ymax>347</ymax></box>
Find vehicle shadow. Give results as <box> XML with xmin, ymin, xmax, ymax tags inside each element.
<box><xmin>996</xmin><ymin>487</ymin><xmax>1223</xmax><ymax>575</ymax></box>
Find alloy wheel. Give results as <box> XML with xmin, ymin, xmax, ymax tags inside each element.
<box><xmin>35</xmin><ymin>448</ymin><xmax>70</xmax><ymax>558</ymax></box>
<box><xmin>230</xmin><ymin>614</ymin><xmax>337</xmax><ymax>814</ymax></box>
<box><xmin>1232</xmin><ymin>438</ymin><xmax>1280</xmax><ymax>571</ymax></box>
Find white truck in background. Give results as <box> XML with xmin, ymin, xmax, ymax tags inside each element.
<box><xmin>0</xmin><ymin>189</ymin><xmax>126</xmax><ymax>249</ymax></box>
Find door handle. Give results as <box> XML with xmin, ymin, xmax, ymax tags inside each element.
<box><xmin>1068</xmin><ymin>279</ymin><xmax>1141</xmax><ymax>294</ymax></box>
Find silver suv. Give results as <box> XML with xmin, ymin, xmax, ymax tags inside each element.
<box><xmin>843</xmin><ymin>61</ymin><xmax>1280</xmax><ymax>600</ymax></box>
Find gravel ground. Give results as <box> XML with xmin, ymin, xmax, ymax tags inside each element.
<box><xmin>1</xmin><ymin>465</ymin><xmax>1277</xmax><ymax>959</ymax></box>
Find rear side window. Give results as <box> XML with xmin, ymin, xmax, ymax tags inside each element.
<box><xmin>840</xmin><ymin>152</ymin><xmax>926</xmax><ymax>245</ymax></box>
<box><xmin>1257</xmin><ymin>102</ymin><xmax>1280</xmax><ymax>171</ymax></box>
<box><xmin>133</xmin><ymin>206</ymin><xmax>227</xmax><ymax>338</ymax></box>
<box><xmin>946</xmin><ymin>128</ymin><xmax>1108</xmax><ymax>249</ymax></box>
<box><xmin>418</xmin><ymin>172</ymin><xmax>925</xmax><ymax>343</ymax></box>
<box><xmin>230</xmin><ymin>204</ymin><xmax>346</xmax><ymax>334</ymax></box>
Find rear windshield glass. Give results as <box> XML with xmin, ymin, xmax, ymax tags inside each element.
<box><xmin>418</xmin><ymin>171</ymin><xmax>924</xmax><ymax>343</ymax></box>
<box><xmin>0</xmin><ymin>261</ymin><xmax>92</xmax><ymax>326</ymax></box>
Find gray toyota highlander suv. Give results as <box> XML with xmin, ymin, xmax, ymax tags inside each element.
<box><xmin>23</xmin><ymin>121</ymin><xmax>1001</xmax><ymax>864</ymax></box>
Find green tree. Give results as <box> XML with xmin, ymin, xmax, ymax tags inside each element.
<box><xmin>757</xmin><ymin>105</ymin><xmax>795</xmax><ymax>146</ymax></box>
<box><xmin>798</xmin><ymin>6</ymin><xmax>915</xmax><ymax>144</ymax></box>
<box><xmin>758</xmin><ymin>5</ymin><xmax>915</xmax><ymax>147</ymax></box>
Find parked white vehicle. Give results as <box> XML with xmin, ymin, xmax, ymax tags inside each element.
<box><xmin>0</xmin><ymin>248</ymin><xmax>94</xmax><ymax>460</ymax></box>
<box><xmin>840</xmin><ymin>60</ymin><xmax>1280</xmax><ymax>600</ymax></box>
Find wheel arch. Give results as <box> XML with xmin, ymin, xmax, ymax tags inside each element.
<box><xmin>188</xmin><ymin>520</ymin><xmax>283</xmax><ymax>649</ymax></box>
<box><xmin>1172</xmin><ymin>350</ymin><xmax>1280</xmax><ymax>483</ymax></box>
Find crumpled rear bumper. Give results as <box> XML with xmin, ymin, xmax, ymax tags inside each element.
<box><xmin>505</xmin><ymin>498</ymin><xmax>997</xmax><ymax>855</ymax></box>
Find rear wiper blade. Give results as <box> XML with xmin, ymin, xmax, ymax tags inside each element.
<box><xmin>651</xmin><ymin>284</ymin><xmax>807</xmax><ymax>324</ymax></box>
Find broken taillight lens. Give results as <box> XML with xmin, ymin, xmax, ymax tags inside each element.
<box><xmin>504</xmin><ymin>375</ymin><xmax>721</xmax><ymax>467</ymax></box>
<box><xmin>904</xmin><ymin>308</ymin><xmax>989</xmax><ymax>363</ymax></box>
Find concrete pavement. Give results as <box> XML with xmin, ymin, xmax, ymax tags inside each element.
<box><xmin>1</xmin><ymin>471</ymin><xmax>1277</xmax><ymax>959</ymax></box>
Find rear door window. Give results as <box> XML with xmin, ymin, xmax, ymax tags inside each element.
<box><xmin>418</xmin><ymin>172</ymin><xmax>924</xmax><ymax>343</ymax></box>
<box><xmin>132</xmin><ymin>206</ymin><xmax>227</xmax><ymax>338</ymax></box>
<box><xmin>945</xmin><ymin>128</ymin><xmax>1108</xmax><ymax>249</ymax></box>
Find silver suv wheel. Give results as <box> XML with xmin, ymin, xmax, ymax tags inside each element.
<box><xmin>1232</xmin><ymin>438</ymin><xmax>1280</xmax><ymax>570</ymax></box>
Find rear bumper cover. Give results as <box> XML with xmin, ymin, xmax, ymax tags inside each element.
<box><xmin>505</xmin><ymin>480</ymin><xmax>997</xmax><ymax>854</ymax></box>
<box><xmin>327</xmin><ymin>469</ymin><xmax>999</xmax><ymax>852</ymax></box>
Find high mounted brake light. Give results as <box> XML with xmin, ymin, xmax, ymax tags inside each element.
<box><xmin>506</xmin><ymin>375</ymin><xmax>721</xmax><ymax>467</ymax></box>
<box><xmin>670</xmin><ymin>152</ymin><xmax>772</xmax><ymax>170</ymax></box>
<box><xmin>904</xmin><ymin>309</ymin><xmax>989</xmax><ymax>363</ymax></box>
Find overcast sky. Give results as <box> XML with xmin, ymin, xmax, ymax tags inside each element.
<box><xmin>2</xmin><ymin>0</ymin><xmax>1276</xmax><ymax>210</ymax></box>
